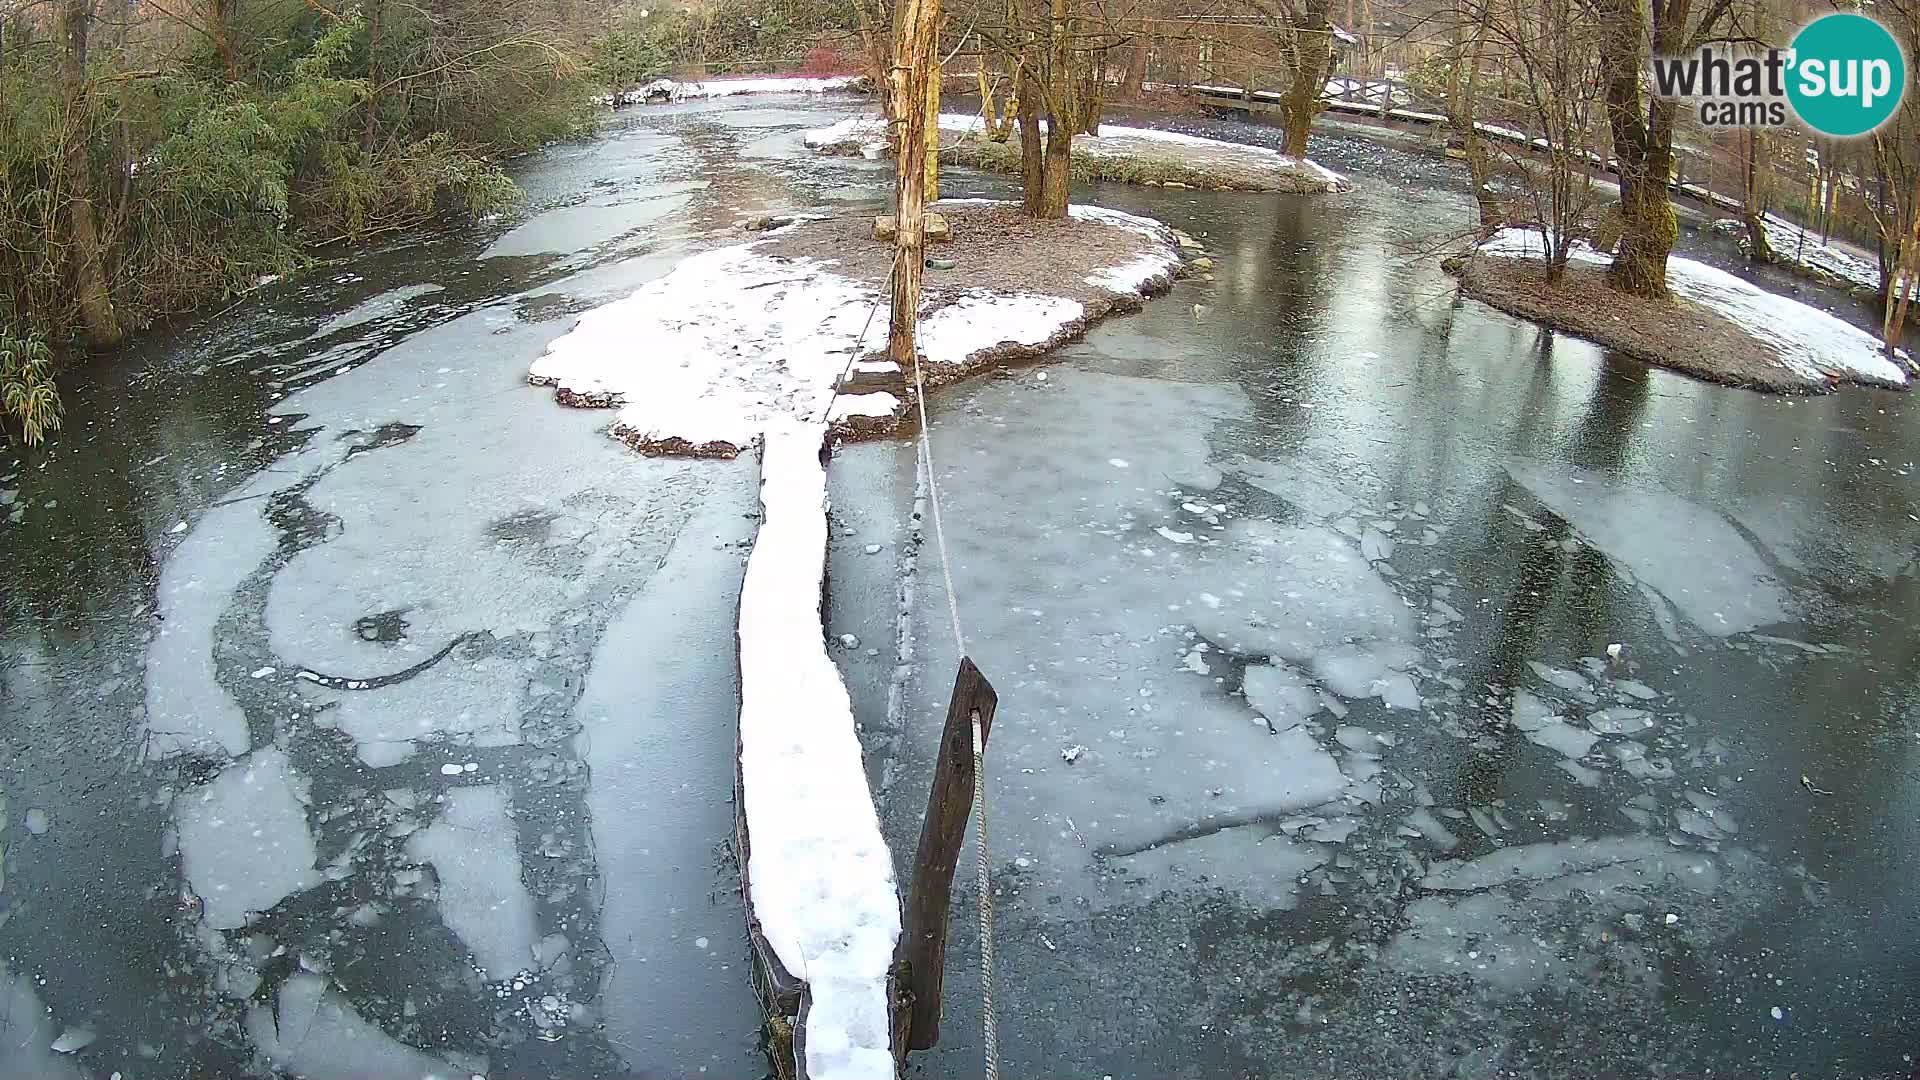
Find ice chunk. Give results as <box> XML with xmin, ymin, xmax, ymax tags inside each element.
<box><xmin>250</xmin><ymin>973</ymin><xmax>466</xmax><ymax>1080</ymax></box>
<box><xmin>1404</xmin><ymin>807</ymin><xmax>1460</xmax><ymax>850</ymax></box>
<box><xmin>1508</xmin><ymin>690</ymin><xmax>1559</xmax><ymax>732</ymax></box>
<box><xmin>406</xmin><ymin>785</ymin><xmax>539</xmax><ymax>981</ymax></box>
<box><xmin>1526</xmin><ymin>720</ymin><xmax>1598</xmax><ymax>760</ymax></box>
<box><xmin>1241</xmin><ymin>663</ymin><xmax>1320</xmax><ymax>731</ymax></box>
<box><xmin>1509</xmin><ymin>462</ymin><xmax>1792</xmax><ymax>635</ymax></box>
<box><xmin>175</xmin><ymin>749</ymin><xmax>320</xmax><ymax>929</ymax></box>
<box><xmin>1526</xmin><ymin>660</ymin><xmax>1589</xmax><ymax>693</ymax></box>
<box><xmin>1312</xmin><ymin>645</ymin><xmax>1421</xmax><ymax>709</ymax></box>
<box><xmin>145</xmin><ymin>502</ymin><xmax>274</xmax><ymax>758</ymax></box>
<box><xmin>1585</xmin><ymin>707</ymin><xmax>1656</xmax><ymax>735</ymax></box>
<box><xmin>0</xmin><ymin>961</ymin><xmax>85</xmax><ymax>1080</ymax></box>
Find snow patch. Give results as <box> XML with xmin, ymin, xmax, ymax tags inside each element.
<box><xmin>737</xmin><ymin>422</ymin><xmax>898</xmax><ymax>1080</ymax></box>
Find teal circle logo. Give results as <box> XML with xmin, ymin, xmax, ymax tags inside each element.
<box><xmin>1787</xmin><ymin>13</ymin><xmax>1906</xmax><ymax>137</ymax></box>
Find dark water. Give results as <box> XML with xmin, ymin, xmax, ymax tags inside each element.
<box><xmin>3</xmin><ymin>95</ymin><xmax>1916</xmax><ymax>1080</ymax></box>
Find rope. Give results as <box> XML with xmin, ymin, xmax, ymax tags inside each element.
<box><xmin>815</xmin><ymin>252</ymin><xmax>899</xmax><ymax>426</ymax></box>
<box><xmin>907</xmin><ymin>327</ymin><xmax>996</xmax><ymax>1080</ymax></box>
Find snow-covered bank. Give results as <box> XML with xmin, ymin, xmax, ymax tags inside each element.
<box><xmin>1713</xmin><ymin>213</ymin><xmax>1914</xmax><ymax>300</ymax></box>
<box><xmin>607</xmin><ymin>75</ymin><xmax>866</xmax><ymax>107</ymax></box>
<box><xmin>527</xmin><ymin>201</ymin><xmax>1185</xmax><ymax>455</ymax></box>
<box><xmin>1455</xmin><ymin>228</ymin><xmax>1909</xmax><ymax>392</ymax></box>
<box><xmin>804</xmin><ymin>112</ymin><xmax>1349</xmax><ymax>193</ymax></box>
<box><xmin>737</xmin><ymin>421</ymin><xmax>898</xmax><ymax>1080</ymax></box>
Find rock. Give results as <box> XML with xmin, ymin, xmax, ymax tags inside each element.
<box><xmin>874</xmin><ymin>215</ymin><xmax>896</xmax><ymax>241</ymax></box>
<box><xmin>1177</xmin><ymin>234</ymin><xmax>1204</xmax><ymax>251</ymax></box>
<box><xmin>1191</xmin><ymin>257</ymin><xmax>1214</xmax><ymax>271</ymax></box>
<box><xmin>1163</xmin><ymin>181</ymin><xmax>1190</xmax><ymax>189</ymax></box>
<box><xmin>1201</xmin><ymin>273</ymin><xmax>1216</xmax><ymax>281</ymax></box>
<box><xmin>739</xmin><ymin>214</ymin><xmax>794</xmax><ymax>232</ymax></box>
<box><xmin>926</xmin><ymin>257</ymin><xmax>957</xmax><ymax>271</ymax></box>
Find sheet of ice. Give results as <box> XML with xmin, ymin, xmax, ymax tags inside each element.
<box><xmin>738</xmin><ymin>422</ymin><xmax>898</xmax><ymax>1080</ymax></box>
<box><xmin>1422</xmin><ymin>836</ymin><xmax>1717</xmax><ymax>893</ymax></box>
<box><xmin>1479</xmin><ymin>228</ymin><xmax>1908</xmax><ymax>388</ymax></box>
<box><xmin>1110</xmin><ymin>830</ymin><xmax>1326</xmax><ymax>910</ymax></box>
<box><xmin>0</xmin><ymin>961</ymin><xmax>85</xmax><ymax>1080</ymax></box>
<box><xmin>1508</xmin><ymin>461</ymin><xmax>1791</xmax><ymax>636</ymax></box>
<box><xmin>175</xmin><ymin>749</ymin><xmax>320</xmax><ymax>928</ymax></box>
<box><xmin>575</xmin><ymin>462</ymin><xmax>763</xmax><ymax>1069</ymax></box>
<box><xmin>1189</xmin><ymin>523</ymin><xmax>1415</xmax><ymax>663</ymax></box>
<box><xmin>248</xmin><ymin>973</ymin><xmax>468</xmax><ymax>1080</ymax></box>
<box><xmin>405</xmin><ymin>785</ymin><xmax>539</xmax><ymax>981</ymax></box>
<box><xmin>145</xmin><ymin>500</ymin><xmax>275</xmax><ymax>758</ymax></box>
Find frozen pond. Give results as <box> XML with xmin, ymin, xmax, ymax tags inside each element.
<box><xmin>3</xmin><ymin>93</ymin><xmax>1918</xmax><ymax>1080</ymax></box>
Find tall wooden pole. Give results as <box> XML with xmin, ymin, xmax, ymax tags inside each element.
<box><xmin>888</xmin><ymin>0</ymin><xmax>939</xmax><ymax>367</ymax></box>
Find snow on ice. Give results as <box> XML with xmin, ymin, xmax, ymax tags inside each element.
<box><xmin>737</xmin><ymin>422</ymin><xmax>898</xmax><ymax>1080</ymax></box>
<box><xmin>1478</xmin><ymin>228</ymin><xmax>1909</xmax><ymax>389</ymax></box>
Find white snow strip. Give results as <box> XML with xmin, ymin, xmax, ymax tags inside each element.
<box><xmin>615</xmin><ymin>75</ymin><xmax>863</xmax><ymax>106</ymax></box>
<box><xmin>1478</xmin><ymin>228</ymin><xmax>1908</xmax><ymax>388</ymax></box>
<box><xmin>529</xmin><ymin>201</ymin><xmax>1180</xmax><ymax>449</ymax></box>
<box><xmin>738</xmin><ymin>421</ymin><xmax>899</xmax><ymax>1080</ymax></box>
<box><xmin>803</xmin><ymin>113</ymin><xmax>1348</xmax><ymax>188</ymax></box>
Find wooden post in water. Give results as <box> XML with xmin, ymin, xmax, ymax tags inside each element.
<box><xmin>896</xmin><ymin>657</ymin><xmax>997</xmax><ymax>1051</ymax></box>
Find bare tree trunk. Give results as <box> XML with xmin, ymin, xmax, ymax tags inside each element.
<box><xmin>1018</xmin><ymin>60</ymin><xmax>1044</xmax><ymax>215</ymax></box>
<box><xmin>1596</xmin><ymin>0</ymin><xmax>1672</xmax><ymax>298</ymax></box>
<box><xmin>1280</xmin><ymin>0</ymin><xmax>1333</xmax><ymax>157</ymax></box>
<box><xmin>1120</xmin><ymin>37</ymin><xmax>1148</xmax><ymax>97</ymax></box>
<box><xmin>59</xmin><ymin>0</ymin><xmax>123</xmax><ymax>350</ymax></box>
<box><xmin>1742</xmin><ymin>128</ymin><xmax>1772</xmax><ymax>261</ymax></box>
<box><xmin>1447</xmin><ymin>0</ymin><xmax>1499</xmax><ymax>231</ymax></box>
<box><xmin>855</xmin><ymin>0</ymin><xmax>894</xmax><ymax>119</ymax></box>
<box><xmin>363</xmin><ymin>0</ymin><xmax>384</xmax><ymax>153</ymax></box>
<box><xmin>1034</xmin><ymin>0</ymin><xmax>1073</xmax><ymax>218</ymax></box>
<box><xmin>207</xmin><ymin>0</ymin><xmax>238</xmax><ymax>81</ymax></box>
<box><xmin>887</xmin><ymin>0</ymin><xmax>936</xmax><ymax>366</ymax></box>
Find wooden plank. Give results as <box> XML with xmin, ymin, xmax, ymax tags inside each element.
<box><xmin>895</xmin><ymin>656</ymin><xmax>997</xmax><ymax>1051</ymax></box>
